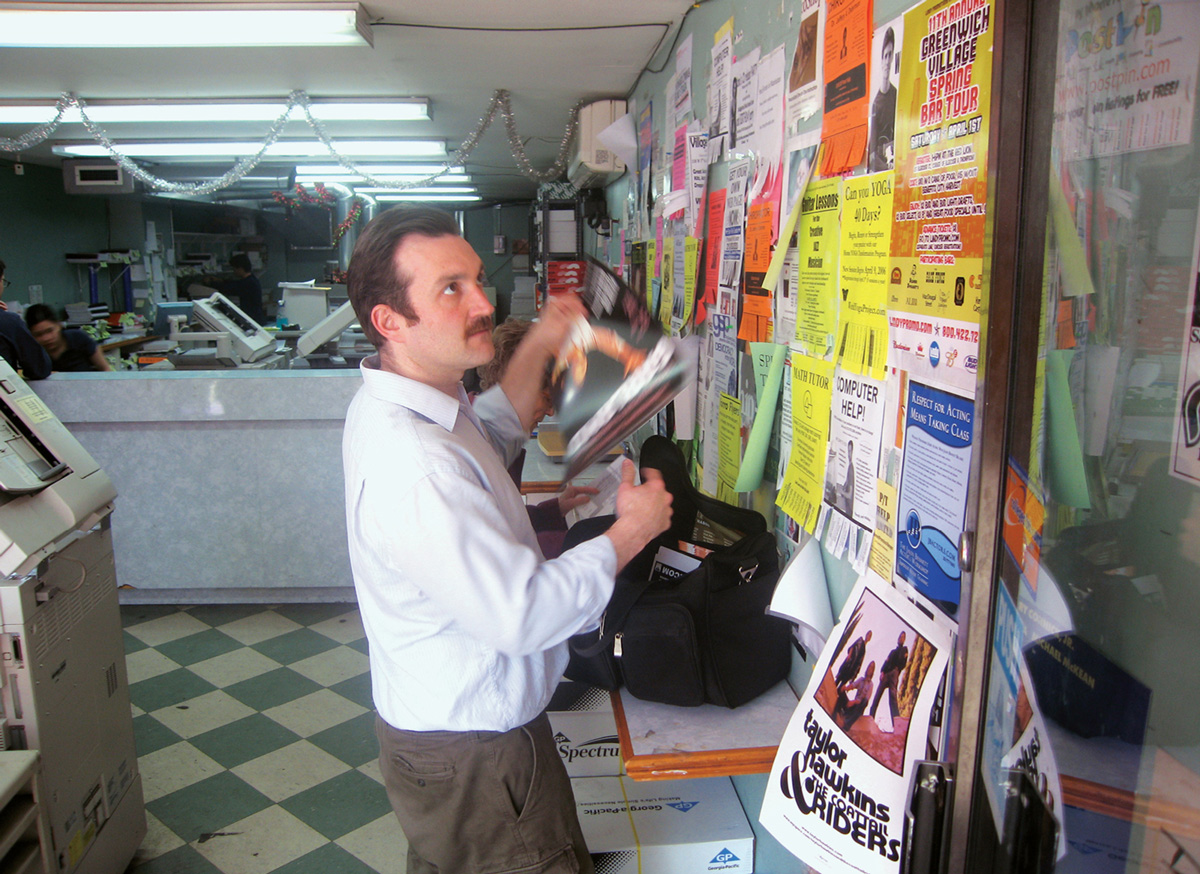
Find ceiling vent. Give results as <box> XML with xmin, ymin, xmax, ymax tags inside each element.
<box><xmin>62</xmin><ymin>159</ymin><xmax>138</xmax><ymax>195</ymax></box>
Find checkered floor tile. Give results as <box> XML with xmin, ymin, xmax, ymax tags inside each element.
<box><xmin>122</xmin><ymin>603</ymin><xmax>408</xmax><ymax>874</ymax></box>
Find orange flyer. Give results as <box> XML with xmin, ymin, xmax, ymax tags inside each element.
<box><xmin>820</xmin><ymin>0</ymin><xmax>872</xmax><ymax>175</ymax></box>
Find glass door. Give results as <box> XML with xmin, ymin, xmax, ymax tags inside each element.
<box><xmin>965</xmin><ymin>0</ymin><xmax>1200</xmax><ymax>869</ymax></box>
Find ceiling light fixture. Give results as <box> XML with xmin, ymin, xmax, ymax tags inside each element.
<box><xmin>0</xmin><ymin>98</ymin><xmax>429</xmax><ymax>125</ymax></box>
<box><xmin>373</xmin><ymin>194</ymin><xmax>483</xmax><ymax>203</ymax></box>
<box><xmin>0</xmin><ymin>2</ymin><xmax>373</xmax><ymax>48</ymax></box>
<box><xmin>51</xmin><ymin>140</ymin><xmax>447</xmax><ymax>159</ymax></box>
<box><xmin>293</xmin><ymin>164</ymin><xmax>454</xmax><ymax>177</ymax></box>
<box><xmin>293</xmin><ymin>173</ymin><xmax>469</xmax><ymax>186</ymax></box>
<box><xmin>353</xmin><ymin>187</ymin><xmax>477</xmax><ymax>196</ymax></box>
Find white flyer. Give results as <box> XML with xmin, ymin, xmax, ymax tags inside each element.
<box><xmin>761</xmin><ymin>572</ymin><xmax>953</xmax><ymax>874</ymax></box>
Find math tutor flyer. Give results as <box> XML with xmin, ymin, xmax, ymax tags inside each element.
<box><xmin>761</xmin><ymin>572</ymin><xmax>952</xmax><ymax>874</ymax></box>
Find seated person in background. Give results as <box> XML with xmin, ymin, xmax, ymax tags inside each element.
<box><xmin>24</xmin><ymin>304</ymin><xmax>112</xmax><ymax>372</ymax></box>
<box><xmin>0</xmin><ymin>261</ymin><xmax>51</xmax><ymax>379</ymax></box>
<box><xmin>478</xmin><ymin>317</ymin><xmax>596</xmax><ymax>558</ymax></box>
<box><xmin>215</xmin><ymin>253</ymin><xmax>266</xmax><ymax>325</ymax></box>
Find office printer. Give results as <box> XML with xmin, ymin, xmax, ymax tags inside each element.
<box><xmin>169</xmin><ymin>290</ymin><xmax>278</xmax><ymax>367</ymax></box>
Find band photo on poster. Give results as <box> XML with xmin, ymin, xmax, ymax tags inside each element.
<box><xmin>814</xmin><ymin>585</ymin><xmax>937</xmax><ymax>775</ymax></box>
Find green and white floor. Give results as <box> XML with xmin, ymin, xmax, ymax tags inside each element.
<box><xmin>121</xmin><ymin>602</ymin><xmax>408</xmax><ymax>874</ymax></box>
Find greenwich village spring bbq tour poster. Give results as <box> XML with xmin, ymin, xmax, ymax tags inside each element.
<box><xmin>888</xmin><ymin>0</ymin><xmax>994</xmax><ymax>396</ymax></box>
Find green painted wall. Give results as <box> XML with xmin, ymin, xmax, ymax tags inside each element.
<box><xmin>0</xmin><ymin>158</ymin><xmax>109</xmax><ymax>310</ymax></box>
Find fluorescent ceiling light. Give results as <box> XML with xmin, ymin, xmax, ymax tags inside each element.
<box><xmin>375</xmin><ymin>194</ymin><xmax>483</xmax><ymax>203</ymax></box>
<box><xmin>52</xmin><ymin>140</ymin><xmax>446</xmax><ymax>159</ymax></box>
<box><xmin>353</xmin><ymin>187</ymin><xmax>477</xmax><ymax>195</ymax></box>
<box><xmin>294</xmin><ymin>173</ymin><xmax>469</xmax><ymax>185</ymax></box>
<box><xmin>294</xmin><ymin>164</ymin><xmax>454</xmax><ymax>176</ymax></box>
<box><xmin>0</xmin><ymin>2</ymin><xmax>373</xmax><ymax>48</ymax></box>
<box><xmin>0</xmin><ymin>99</ymin><xmax>429</xmax><ymax>124</ymax></box>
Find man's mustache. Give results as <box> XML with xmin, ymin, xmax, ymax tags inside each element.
<box><xmin>467</xmin><ymin>316</ymin><xmax>494</xmax><ymax>337</ymax></box>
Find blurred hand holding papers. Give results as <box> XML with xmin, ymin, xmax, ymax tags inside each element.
<box><xmin>571</xmin><ymin>456</ymin><xmax>628</xmax><ymax>521</ymax></box>
<box><xmin>768</xmin><ymin>535</ymin><xmax>834</xmax><ymax>658</ymax></box>
<box><xmin>553</xmin><ymin>259</ymin><xmax>695</xmax><ymax>481</ymax></box>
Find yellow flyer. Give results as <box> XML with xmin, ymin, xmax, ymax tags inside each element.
<box><xmin>645</xmin><ymin>240</ymin><xmax>657</xmax><ymax>312</ymax></box>
<box><xmin>717</xmin><ymin>392</ymin><xmax>743</xmax><ymax>503</ymax></box>
<box><xmin>776</xmin><ymin>354</ymin><xmax>835</xmax><ymax>533</ymax></box>
<box><xmin>868</xmin><ymin>479</ymin><xmax>898</xmax><ymax>578</ymax></box>
<box><xmin>659</xmin><ymin>236</ymin><xmax>676</xmax><ymax>331</ymax></box>
<box><xmin>889</xmin><ymin>0</ymin><xmax>993</xmax><ymax>395</ymax></box>
<box><xmin>794</xmin><ymin>177</ymin><xmax>842</xmax><ymax>360</ymax></box>
<box><xmin>836</xmin><ymin>172</ymin><xmax>893</xmax><ymax>379</ymax></box>
<box><xmin>684</xmin><ymin>236</ymin><xmax>701</xmax><ymax>328</ymax></box>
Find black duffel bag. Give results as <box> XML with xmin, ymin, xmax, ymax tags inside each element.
<box><xmin>563</xmin><ymin>436</ymin><xmax>791</xmax><ymax>708</ymax></box>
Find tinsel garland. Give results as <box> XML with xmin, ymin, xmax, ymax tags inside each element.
<box><xmin>1</xmin><ymin>90</ymin><xmax>581</xmax><ymax>195</ymax></box>
<box><xmin>333</xmin><ymin>198</ymin><xmax>365</xmax><ymax>244</ymax></box>
<box><xmin>271</xmin><ymin>183</ymin><xmax>337</xmax><ymax>209</ymax></box>
<box><xmin>271</xmin><ymin>184</ymin><xmax>364</xmax><ymax>245</ymax></box>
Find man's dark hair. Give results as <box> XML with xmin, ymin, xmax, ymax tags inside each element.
<box><xmin>882</xmin><ymin>27</ymin><xmax>895</xmax><ymax>55</ymax></box>
<box><xmin>24</xmin><ymin>303</ymin><xmax>58</xmax><ymax>328</ymax></box>
<box><xmin>230</xmin><ymin>253</ymin><xmax>253</xmax><ymax>273</ymax></box>
<box><xmin>0</xmin><ymin>259</ymin><xmax>6</xmax><ymax>277</ymax></box>
<box><xmin>347</xmin><ymin>206</ymin><xmax>460</xmax><ymax>348</ymax></box>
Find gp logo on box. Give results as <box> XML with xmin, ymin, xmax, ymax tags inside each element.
<box><xmin>710</xmin><ymin>847</ymin><xmax>741</xmax><ymax>865</ymax></box>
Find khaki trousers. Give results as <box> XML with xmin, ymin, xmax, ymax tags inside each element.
<box><xmin>375</xmin><ymin>712</ymin><xmax>594</xmax><ymax>874</ymax></box>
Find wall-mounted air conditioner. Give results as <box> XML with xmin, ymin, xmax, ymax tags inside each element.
<box><xmin>63</xmin><ymin>159</ymin><xmax>138</xmax><ymax>195</ymax></box>
<box><xmin>568</xmin><ymin>99</ymin><xmax>627</xmax><ymax>190</ymax></box>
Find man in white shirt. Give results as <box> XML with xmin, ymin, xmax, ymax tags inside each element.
<box><xmin>343</xmin><ymin>206</ymin><xmax>673</xmax><ymax>874</ymax></box>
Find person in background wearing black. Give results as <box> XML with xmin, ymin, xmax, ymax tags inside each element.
<box><xmin>24</xmin><ymin>304</ymin><xmax>112</xmax><ymax>372</ymax></box>
<box><xmin>216</xmin><ymin>253</ymin><xmax>266</xmax><ymax>325</ymax></box>
<box><xmin>0</xmin><ymin>261</ymin><xmax>51</xmax><ymax>379</ymax></box>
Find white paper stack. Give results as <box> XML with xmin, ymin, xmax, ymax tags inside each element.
<box><xmin>64</xmin><ymin>302</ymin><xmax>109</xmax><ymax>326</ymax></box>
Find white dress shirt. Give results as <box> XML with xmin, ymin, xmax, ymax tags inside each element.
<box><xmin>343</xmin><ymin>355</ymin><xmax>617</xmax><ymax>732</ymax></box>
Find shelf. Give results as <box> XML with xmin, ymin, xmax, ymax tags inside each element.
<box><xmin>0</xmin><ymin>752</ymin><xmax>43</xmax><ymax>874</ymax></box>
<box><xmin>611</xmin><ymin>681</ymin><xmax>799</xmax><ymax>782</ymax></box>
<box><xmin>3</xmin><ymin>841</ymin><xmax>41</xmax><ymax>874</ymax></box>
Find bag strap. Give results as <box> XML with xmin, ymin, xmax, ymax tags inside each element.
<box><xmin>571</xmin><ymin>570</ymin><xmax>657</xmax><ymax>656</ymax></box>
<box><xmin>638</xmin><ymin>435</ymin><xmax>767</xmax><ymax>542</ymax></box>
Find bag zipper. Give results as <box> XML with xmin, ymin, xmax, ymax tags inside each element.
<box><xmin>614</xmin><ymin>632</ymin><xmax>623</xmax><ymax>657</ymax></box>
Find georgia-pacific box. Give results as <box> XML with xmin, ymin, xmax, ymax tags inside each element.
<box><xmin>571</xmin><ymin>775</ymin><xmax>755</xmax><ymax>873</ymax></box>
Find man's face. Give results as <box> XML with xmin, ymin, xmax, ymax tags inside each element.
<box><xmin>29</xmin><ymin>319</ymin><xmax>63</xmax><ymax>352</ymax></box>
<box><xmin>880</xmin><ymin>42</ymin><xmax>894</xmax><ymax>89</ymax></box>
<box><xmin>390</xmin><ymin>233</ymin><xmax>495</xmax><ymax>385</ymax></box>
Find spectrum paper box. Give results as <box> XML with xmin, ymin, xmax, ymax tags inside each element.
<box><xmin>547</xmin><ymin>681</ymin><xmax>623</xmax><ymax>777</ymax></box>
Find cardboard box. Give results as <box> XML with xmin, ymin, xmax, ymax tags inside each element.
<box><xmin>547</xmin><ymin>681</ymin><xmax>623</xmax><ymax>778</ymax></box>
<box><xmin>572</xmin><ymin>775</ymin><xmax>755</xmax><ymax>873</ymax></box>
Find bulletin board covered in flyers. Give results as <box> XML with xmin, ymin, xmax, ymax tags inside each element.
<box><xmin>581</xmin><ymin>0</ymin><xmax>1066</xmax><ymax>868</ymax></box>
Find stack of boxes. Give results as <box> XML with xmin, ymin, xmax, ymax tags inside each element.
<box><xmin>547</xmin><ymin>681</ymin><xmax>756</xmax><ymax>873</ymax></box>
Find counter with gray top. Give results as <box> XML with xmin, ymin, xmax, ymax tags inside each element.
<box><xmin>31</xmin><ymin>370</ymin><xmax>362</xmax><ymax>601</ymax></box>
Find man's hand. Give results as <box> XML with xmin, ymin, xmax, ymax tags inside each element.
<box><xmin>523</xmin><ymin>294</ymin><xmax>587</xmax><ymax>358</ymax></box>
<box><xmin>557</xmin><ymin>484</ymin><xmax>599</xmax><ymax>516</ymax></box>
<box><xmin>500</xmin><ymin>294</ymin><xmax>588</xmax><ymax>434</ymax></box>
<box><xmin>603</xmin><ymin>460</ymin><xmax>673</xmax><ymax>570</ymax></box>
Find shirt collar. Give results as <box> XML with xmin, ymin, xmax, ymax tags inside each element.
<box><xmin>360</xmin><ymin>354</ymin><xmax>471</xmax><ymax>432</ymax></box>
